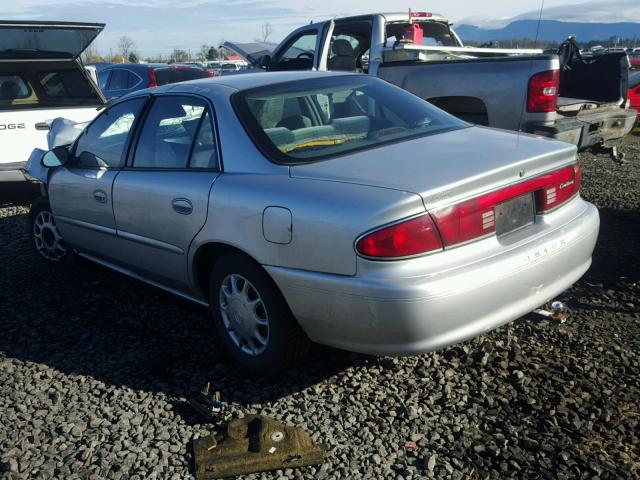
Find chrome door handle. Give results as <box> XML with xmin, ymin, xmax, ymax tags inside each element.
<box><xmin>172</xmin><ymin>198</ymin><xmax>193</xmax><ymax>215</ymax></box>
<box><xmin>93</xmin><ymin>190</ymin><xmax>108</xmax><ymax>204</ymax></box>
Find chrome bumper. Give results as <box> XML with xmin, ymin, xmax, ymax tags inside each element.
<box><xmin>266</xmin><ymin>197</ymin><xmax>600</xmax><ymax>356</ymax></box>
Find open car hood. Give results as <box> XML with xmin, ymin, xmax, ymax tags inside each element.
<box><xmin>0</xmin><ymin>21</ymin><xmax>105</xmax><ymax>60</ymax></box>
<box><xmin>221</xmin><ymin>41</ymin><xmax>277</xmax><ymax>66</ymax></box>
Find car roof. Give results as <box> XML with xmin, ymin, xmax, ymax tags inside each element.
<box><xmin>116</xmin><ymin>71</ymin><xmax>364</xmax><ymax>105</ymax></box>
<box><xmin>103</xmin><ymin>63</ymin><xmax>200</xmax><ymax>70</ymax></box>
<box><xmin>170</xmin><ymin>70</ymin><xmax>359</xmax><ymax>92</ymax></box>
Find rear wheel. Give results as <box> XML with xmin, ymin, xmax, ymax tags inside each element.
<box><xmin>209</xmin><ymin>254</ymin><xmax>309</xmax><ymax>375</ymax></box>
<box><xmin>29</xmin><ymin>199</ymin><xmax>69</xmax><ymax>263</ymax></box>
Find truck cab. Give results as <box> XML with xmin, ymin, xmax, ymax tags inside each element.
<box><xmin>224</xmin><ymin>11</ymin><xmax>637</xmax><ymax>152</ymax></box>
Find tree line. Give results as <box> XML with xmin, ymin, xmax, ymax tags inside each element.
<box><xmin>81</xmin><ymin>22</ymin><xmax>276</xmax><ymax>65</ymax></box>
<box><xmin>82</xmin><ymin>36</ymin><xmax>226</xmax><ymax>64</ymax></box>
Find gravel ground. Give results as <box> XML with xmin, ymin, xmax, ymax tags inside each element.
<box><xmin>1</xmin><ymin>134</ymin><xmax>639</xmax><ymax>480</ymax></box>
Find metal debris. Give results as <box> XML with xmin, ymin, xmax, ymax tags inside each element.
<box><xmin>193</xmin><ymin>415</ymin><xmax>325</xmax><ymax>479</ymax></box>
<box><xmin>189</xmin><ymin>382</ymin><xmax>224</xmax><ymax>422</ymax></box>
<box><xmin>533</xmin><ymin>300</ymin><xmax>567</xmax><ymax>323</ymax></box>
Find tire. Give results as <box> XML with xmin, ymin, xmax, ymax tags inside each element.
<box><xmin>209</xmin><ymin>253</ymin><xmax>309</xmax><ymax>375</ymax></box>
<box><xmin>28</xmin><ymin>198</ymin><xmax>70</xmax><ymax>263</ymax></box>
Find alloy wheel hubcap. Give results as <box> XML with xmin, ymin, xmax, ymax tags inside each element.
<box><xmin>33</xmin><ymin>211</ymin><xmax>67</xmax><ymax>261</ymax></box>
<box><xmin>219</xmin><ymin>274</ymin><xmax>269</xmax><ymax>356</ymax></box>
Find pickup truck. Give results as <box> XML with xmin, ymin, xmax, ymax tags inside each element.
<box><xmin>0</xmin><ymin>21</ymin><xmax>105</xmax><ymax>204</ymax></box>
<box><xmin>224</xmin><ymin>11</ymin><xmax>637</xmax><ymax>151</ymax></box>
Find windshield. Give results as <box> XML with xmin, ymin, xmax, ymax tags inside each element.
<box><xmin>232</xmin><ymin>75</ymin><xmax>467</xmax><ymax>164</ymax></box>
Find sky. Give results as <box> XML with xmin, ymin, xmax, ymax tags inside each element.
<box><xmin>4</xmin><ymin>0</ymin><xmax>639</xmax><ymax>57</ymax></box>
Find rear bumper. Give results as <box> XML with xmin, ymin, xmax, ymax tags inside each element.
<box><xmin>266</xmin><ymin>198</ymin><xmax>599</xmax><ymax>356</ymax></box>
<box><xmin>0</xmin><ymin>162</ymin><xmax>39</xmax><ymax>205</ymax></box>
<box><xmin>523</xmin><ymin>107</ymin><xmax>638</xmax><ymax>149</ymax></box>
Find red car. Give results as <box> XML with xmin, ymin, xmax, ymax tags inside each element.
<box><xmin>629</xmin><ymin>71</ymin><xmax>640</xmax><ymax>121</ymax></box>
<box><xmin>629</xmin><ymin>53</ymin><xmax>640</xmax><ymax>70</ymax></box>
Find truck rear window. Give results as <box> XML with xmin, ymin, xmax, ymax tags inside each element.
<box><xmin>232</xmin><ymin>75</ymin><xmax>467</xmax><ymax>164</ymax></box>
<box><xmin>37</xmin><ymin>70</ymin><xmax>97</xmax><ymax>99</ymax></box>
<box><xmin>0</xmin><ymin>65</ymin><xmax>101</xmax><ymax>110</ymax></box>
<box><xmin>154</xmin><ymin>67</ymin><xmax>207</xmax><ymax>86</ymax></box>
<box><xmin>0</xmin><ymin>75</ymin><xmax>31</xmax><ymax>100</ymax></box>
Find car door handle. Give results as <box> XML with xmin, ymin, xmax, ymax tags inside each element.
<box><xmin>172</xmin><ymin>198</ymin><xmax>193</xmax><ymax>215</ymax></box>
<box><xmin>35</xmin><ymin>122</ymin><xmax>51</xmax><ymax>131</ymax></box>
<box><xmin>93</xmin><ymin>190</ymin><xmax>108</xmax><ymax>204</ymax></box>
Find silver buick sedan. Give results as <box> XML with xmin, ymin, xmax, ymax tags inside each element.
<box><xmin>28</xmin><ymin>71</ymin><xmax>599</xmax><ymax>374</ymax></box>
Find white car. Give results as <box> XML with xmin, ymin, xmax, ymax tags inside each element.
<box><xmin>0</xmin><ymin>21</ymin><xmax>106</xmax><ymax>204</ymax></box>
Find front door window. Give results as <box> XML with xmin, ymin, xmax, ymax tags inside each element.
<box><xmin>272</xmin><ymin>31</ymin><xmax>318</xmax><ymax>71</ymax></box>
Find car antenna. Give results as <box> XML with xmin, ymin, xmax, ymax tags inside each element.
<box><xmin>516</xmin><ymin>0</ymin><xmax>546</xmax><ymax>141</ymax></box>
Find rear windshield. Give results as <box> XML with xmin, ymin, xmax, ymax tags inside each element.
<box><xmin>0</xmin><ymin>66</ymin><xmax>101</xmax><ymax>110</ymax></box>
<box><xmin>386</xmin><ymin>21</ymin><xmax>459</xmax><ymax>47</ymax></box>
<box><xmin>232</xmin><ymin>75</ymin><xmax>467</xmax><ymax>164</ymax></box>
<box><xmin>154</xmin><ymin>67</ymin><xmax>207</xmax><ymax>86</ymax></box>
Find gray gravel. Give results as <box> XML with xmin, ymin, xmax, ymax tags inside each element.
<box><xmin>1</xmin><ymin>135</ymin><xmax>639</xmax><ymax>479</ymax></box>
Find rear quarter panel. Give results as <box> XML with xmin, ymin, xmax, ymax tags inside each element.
<box><xmin>189</xmin><ymin>173</ymin><xmax>426</xmax><ymax>277</ymax></box>
<box><xmin>377</xmin><ymin>56</ymin><xmax>558</xmax><ymax>130</ymax></box>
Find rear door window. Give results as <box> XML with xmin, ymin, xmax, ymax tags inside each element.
<box><xmin>0</xmin><ymin>75</ymin><xmax>31</xmax><ymax>100</ymax></box>
<box><xmin>133</xmin><ymin>96</ymin><xmax>209</xmax><ymax>168</ymax></box>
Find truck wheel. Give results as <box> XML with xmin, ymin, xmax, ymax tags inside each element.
<box><xmin>209</xmin><ymin>253</ymin><xmax>309</xmax><ymax>375</ymax></box>
<box><xmin>28</xmin><ymin>199</ymin><xmax>69</xmax><ymax>263</ymax></box>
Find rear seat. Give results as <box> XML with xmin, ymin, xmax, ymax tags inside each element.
<box><xmin>264</xmin><ymin>115</ymin><xmax>371</xmax><ymax>149</ymax></box>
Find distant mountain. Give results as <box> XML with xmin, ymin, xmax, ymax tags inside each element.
<box><xmin>456</xmin><ymin>20</ymin><xmax>640</xmax><ymax>43</ymax></box>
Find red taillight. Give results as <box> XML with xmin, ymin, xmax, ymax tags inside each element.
<box><xmin>432</xmin><ymin>164</ymin><xmax>581</xmax><ymax>247</ymax></box>
<box><xmin>205</xmin><ymin>69</ymin><xmax>217</xmax><ymax>77</ymax></box>
<box><xmin>147</xmin><ymin>67</ymin><xmax>157</xmax><ymax>88</ymax></box>
<box><xmin>357</xmin><ymin>165</ymin><xmax>581</xmax><ymax>258</ymax></box>
<box><xmin>356</xmin><ymin>214</ymin><xmax>443</xmax><ymax>258</ymax></box>
<box><xmin>528</xmin><ymin>69</ymin><xmax>560</xmax><ymax>113</ymax></box>
<box><xmin>535</xmin><ymin>163</ymin><xmax>581</xmax><ymax>212</ymax></box>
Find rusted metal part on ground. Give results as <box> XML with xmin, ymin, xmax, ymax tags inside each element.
<box><xmin>193</xmin><ymin>415</ymin><xmax>325</xmax><ymax>479</ymax></box>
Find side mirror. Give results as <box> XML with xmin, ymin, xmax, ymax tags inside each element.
<box><xmin>41</xmin><ymin>146</ymin><xmax>70</xmax><ymax>168</ymax></box>
<box><xmin>258</xmin><ymin>54</ymin><xmax>272</xmax><ymax>69</ymax></box>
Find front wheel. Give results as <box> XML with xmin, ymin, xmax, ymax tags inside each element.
<box><xmin>209</xmin><ymin>254</ymin><xmax>309</xmax><ymax>375</ymax></box>
<box><xmin>28</xmin><ymin>199</ymin><xmax>68</xmax><ymax>262</ymax></box>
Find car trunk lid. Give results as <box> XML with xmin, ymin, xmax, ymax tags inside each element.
<box><xmin>0</xmin><ymin>21</ymin><xmax>104</xmax><ymax>61</ymax></box>
<box><xmin>290</xmin><ymin>126</ymin><xmax>577</xmax><ymax>210</ymax></box>
<box><xmin>221</xmin><ymin>41</ymin><xmax>277</xmax><ymax>67</ymax></box>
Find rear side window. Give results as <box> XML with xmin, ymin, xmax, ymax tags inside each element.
<box><xmin>37</xmin><ymin>70</ymin><xmax>96</xmax><ymax>98</ymax></box>
<box><xmin>133</xmin><ymin>96</ymin><xmax>211</xmax><ymax>169</ymax></box>
<box><xmin>75</xmin><ymin>97</ymin><xmax>146</xmax><ymax>168</ymax></box>
<box><xmin>190</xmin><ymin>111</ymin><xmax>219</xmax><ymax>169</ymax></box>
<box><xmin>0</xmin><ymin>75</ymin><xmax>31</xmax><ymax>100</ymax></box>
<box><xmin>154</xmin><ymin>67</ymin><xmax>207</xmax><ymax>86</ymax></box>
<box><xmin>107</xmin><ymin>69</ymin><xmax>129</xmax><ymax>90</ymax></box>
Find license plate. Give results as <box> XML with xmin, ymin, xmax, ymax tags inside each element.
<box><xmin>495</xmin><ymin>193</ymin><xmax>534</xmax><ymax>236</ymax></box>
